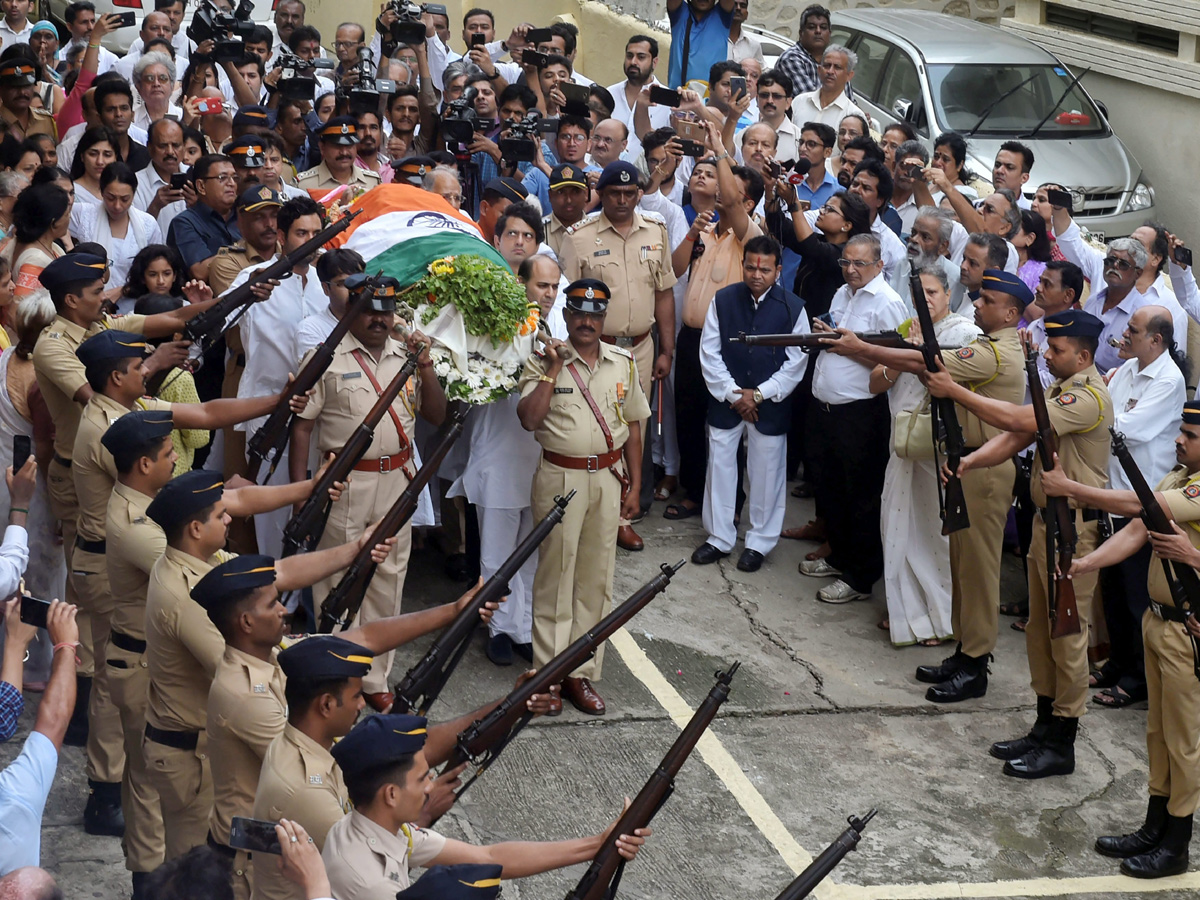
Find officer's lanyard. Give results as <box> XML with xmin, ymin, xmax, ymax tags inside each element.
<box><xmin>350</xmin><ymin>349</ymin><xmax>412</xmax><ymax>455</ymax></box>
<box><xmin>566</xmin><ymin>362</ymin><xmax>617</xmax><ymax>450</ymax></box>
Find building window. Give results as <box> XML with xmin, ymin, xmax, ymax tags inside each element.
<box><xmin>1044</xmin><ymin>3</ymin><xmax>1180</xmax><ymax>55</ymax></box>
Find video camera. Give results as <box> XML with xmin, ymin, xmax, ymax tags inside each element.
<box><xmin>442</xmin><ymin>84</ymin><xmax>482</xmax><ymax>145</ymax></box>
<box><xmin>276</xmin><ymin>44</ymin><xmax>336</xmax><ymax>101</ymax></box>
<box><xmin>187</xmin><ymin>0</ymin><xmax>256</xmax><ymax>63</ymax></box>
<box><xmin>343</xmin><ymin>47</ymin><xmax>396</xmax><ymax>116</ymax></box>
<box><xmin>499</xmin><ymin>111</ymin><xmax>541</xmax><ymax>163</ymax></box>
<box><xmin>382</xmin><ymin>0</ymin><xmax>447</xmax><ymax>47</ymax></box>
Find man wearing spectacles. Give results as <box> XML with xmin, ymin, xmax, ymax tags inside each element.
<box><xmin>745</xmin><ymin>70</ymin><xmax>799</xmax><ymax>162</ymax></box>
<box><xmin>166</xmin><ymin>154</ymin><xmax>241</xmax><ymax>283</ymax></box>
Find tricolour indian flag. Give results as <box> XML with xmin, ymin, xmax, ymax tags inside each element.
<box><xmin>328</xmin><ymin>184</ymin><xmax>508</xmax><ymax>286</ymax></box>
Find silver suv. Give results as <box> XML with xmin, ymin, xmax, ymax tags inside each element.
<box><xmin>830</xmin><ymin>9</ymin><xmax>1153</xmax><ymax>238</ymax></box>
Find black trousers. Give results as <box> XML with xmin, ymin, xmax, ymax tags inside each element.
<box><xmin>674</xmin><ymin>325</ymin><xmax>708</xmax><ymax>507</ymax></box>
<box><xmin>811</xmin><ymin>395</ymin><xmax>890</xmax><ymax>593</ymax></box>
<box><xmin>1098</xmin><ymin>516</ymin><xmax>1151</xmax><ymax>692</ymax></box>
<box><xmin>787</xmin><ymin>358</ymin><xmax>816</xmax><ymax>483</ymax></box>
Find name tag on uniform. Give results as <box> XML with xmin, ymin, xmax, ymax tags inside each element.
<box><xmin>341</xmin><ymin>372</ymin><xmax>362</xmax><ymax>380</ymax></box>
<box><xmin>593</xmin><ymin>249</ymin><xmax>610</xmax><ymax>257</ymax></box>
<box><xmin>309</xmin><ymin>774</ymin><xmax>323</xmax><ymax>785</ymax></box>
<box><xmin>253</xmin><ymin>684</ymin><xmax>267</xmax><ymax>693</ymax></box>
<box><xmin>554</xmin><ymin>387</ymin><xmax>573</xmax><ymax>394</ymax></box>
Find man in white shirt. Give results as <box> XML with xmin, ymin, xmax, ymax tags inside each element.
<box><xmin>791</xmin><ymin>44</ymin><xmax>866</xmax><ymax>130</ymax></box>
<box><xmin>1074</xmin><ymin>237</ymin><xmax>1151</xmax><ymax>376</ymax></box>
<box><xmin>847</xmin><ymin>157</ymin><xmax>906</xmax><ymax>282</ymax></box>
<box><xmin>801</xmin><ymin>233</ymin><xmax>907</xmax><ymax>602</ymax></box>
<box><xmin>134</xmin><ymin>118</ymin><xmax>188</xmax><ymax>234</ymax></box>
<box><xmin>293</xmin><ymin>248</ymin><xmax>364</xmax><ymax>364</ymax></box>
<box><xmin>63</xmin><ymin>1</ymin><xmax>119</xmax><ymax>75</ymax></box>
<box><xmin>743</xmin><ymin>69</ymin><xmax>799</xmax><ymax>162</ymax></box>
<box><xmin>727</xmin><ymin>0</ymin><xmax>764</xmax><ymax>65</ymax></box>
<box><xmin>229</xmin><ymin>195</ymin><xmax>329</xmax><ymax>557</ymax></box>
<box><xmin>0</xmin><ymin>0</ymin><xmax>32</xmax><ymax>50</ymax></box>
<box><xmin>609</xmin><ymin>34</ymin><xmax>672</xmax><ymax>160</ymax></box>
<box><xmin>1096</xmin><ymin>304</ymin><xmax>1187</xmax><ymax>707</ymax></box>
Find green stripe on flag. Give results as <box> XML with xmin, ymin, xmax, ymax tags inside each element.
<box><xmin>366</xmin><ymin>232</ymin><xmax>510</xmax><ymax>287</ymax></box>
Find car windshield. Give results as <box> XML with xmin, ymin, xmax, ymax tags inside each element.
<box><xmin>926</xmin><ymin>64</ymin><xmax>1107</xmax><ymax>137</ymax></box>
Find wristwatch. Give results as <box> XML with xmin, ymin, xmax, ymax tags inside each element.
<box><xmin>752</xmin><ymin>388</ymin><xmax>764</xmax><ymax>405</ymax></box>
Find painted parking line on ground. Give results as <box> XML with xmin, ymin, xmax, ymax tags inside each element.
<box><xmin>826</xmin><ymin>871</ymin><xmax>1200</xmax><ymax>899</ymax></box>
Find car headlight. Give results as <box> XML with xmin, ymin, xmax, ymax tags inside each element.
<box><xmin>1126</xmin><ymin>181</ymin><xmax>1154</xmax><ymax>212</ymax></box>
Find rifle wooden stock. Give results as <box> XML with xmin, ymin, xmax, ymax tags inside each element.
<box><xmin>318</xmin><ymin>402</ymin><xmax>468</xmax><ymax>633</ymax></box>
<box><xmin>910</xmin><ymin>271</ymin><xmax>970</xmax><ymax>535</ymax></box>
<box><xmin>280</xmin><ymin>353</ymin><xmax>420</xmax><ymax>557</ymax></box>
<box><xmin>247</xmin><ymin>283</ymin><xmax>375</xmax><ymax>483</ymax></box>
<box><xmin>391</xmin><ymin>489</ymin><xmax>577</xmax><ymax>715</ymax></box>
<box><xmin>731</xmin><ymin>330</ymin><xmax>910</xmax><ymax>352</ymax></box>
<box><xmin>564</xmin><ymin>663</ymin><xmax>739</xmax><ymax>900</ymax></box>
<box><xmin>1025</xmin><ymin>346</ymin><xmax>1080</xmax><ymax>638</ymax></box>
<box><xmin>437</xmin><ymin>559</ymin><xmax>687</xmax><ymax>813</ymax></box>
<box><xmin>178</xmin><ymin>209</ymin><xmax>360</xmax><ymax>370</ymax></box>
<box><xmin>773</xmin><ymin>810</ymin><xmax>876</xmax><ymax>900</ymax></box>
<box><xmin>1110</xmin><ymin>428</ymin><xmax>1200</xmax><ymax>680</ymax></box>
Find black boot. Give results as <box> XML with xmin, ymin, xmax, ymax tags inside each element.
<box><xmin>1121</xmin><ymin>813</ymin><xmax>1192</xmax><ymax>878</ymax></box>
<box><xmin>926</xmin><ymin>653</ymin><xmax>990</xmax><ymax>703</ymax></box>
<box><xmin>1096</xmin><ymin>795</ymin><xmax>1169</xmax><ymax>858</ymax></box>
<box><xmin>131</xmin><ymin>872</ymin><xmax>150</xmax><ymax>900</ymax></box>
<box><xmin>84</xmin><ymin>779</ymin><xmax>125</xmax><ymax>836</ymax></box>
<box><xmin>990</xmin><ymin>695</ymin><xmax>1054</xmax><ymax>760</ymax></box>
<box><xmin>63</xmin><ymin>675</ymin><xmax>91</xmax><ymax>747</ymax></box>
<box><xmin>1003</xmin><ymin>715</ymin><xmax>1077</xmax><ymax>779</ymax></box>
<box><xmin>915</xmin><ymin>643</ymin><xmax>965</xmax><ymax>684</ymax></box>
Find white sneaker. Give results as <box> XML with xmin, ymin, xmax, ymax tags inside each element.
<box><xmin>817</xmin><ymin>580</ymin><xmax>871</xmax><ymax>604</ymax></box>
<box><xmin>799</xmin><ymin>558</ymin><xmax>842</xmax><ymax>578</ymax></box>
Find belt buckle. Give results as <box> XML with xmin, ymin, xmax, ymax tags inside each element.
<box><xmin>378</xmin><ymin>456</ymin><xmax>393</xmax><ymax>473</ymax></box>
<box><xmin>1151</xmin><ymin>601</ymin><xmax>1164</xmax><ymax>620</ymax></box>
<box><xmin>586</xmin><ymin>455</ymin><xmax>599</xmax><ymax>472</ymax></box>
<box><xmin>616</xmin><ymin>336</ymin><xmax>634</xmax><ymax>348</ymax></box>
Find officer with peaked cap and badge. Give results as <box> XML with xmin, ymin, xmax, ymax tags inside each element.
<box><xmin>395</xmin><ymin>865</ymin><xmax>502</xmax><ymax>900</ymax></box>
<box><xmin>32</xmin><ymin>254</ymin><xmax>203</xmax><ymax>748</ymax></box>
<box><xmin>477</xmin><ymin>176</ymin><xmax>529</xmax><ymax>245</ymax></box>
<box><xmin>543</xmin><ymin>163</ymin><xmax>589</xmax><ymax>259</ymax></box>
<box><xmin>823</xmin><ymin>267</ymin><xmax>1030</xmax><ymax>698</ymax></box>
<box><xmin>232</xmin><ymin>105</ymin><xmax>273</xmax><ymax>136</ymax></box>
<box><xmin>0</xmin><ymin>59</ymin><xmax>57</xmax><ymax>140</ymax></box>
<box><xmin>517</xmin><ymin>278</ymin><xmax>650</xmax><ymax>716</ymax></box>
<box><xmin>558</xmin><ymin>160</ymin><xmax>675</xmax><ymax>551</ymax></box>
<box><xmin>1060</xmin><ymin>399</ymin><xmax>1200</xmax><ymax>879</ymax></box>
<box><xmin>322</xmin><ymin>711</ymin><xmax>650</xmax><ymax>900</ymax></box>
<box><xmin>290</xmin><ymin>275</ymin><xmax>447</xmax><ymax>710</ymax></box>
<box><xmin>391</xmin><ymin>155</ymin><xmax>438</xmax><ymax>188</ymax></box>
<box><xmin>295</xmin><ymin>115</ymin><xmax>381</xmax><ymax>196</ymax></box>
<box><xmin>925</xmin><ymin>308</ymin><xmax>1112</xmax><ymax>780</ymax></box>
<box><xmin>226</xmin><ymin>135</ymin><xmax>268</xmax><ymax>194</ymax></box>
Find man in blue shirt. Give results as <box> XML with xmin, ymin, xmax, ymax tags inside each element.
<box><xmin>667</xmin><ymin>0</ymin><xmax>735</xmax><ymax>90</ymax></box>
<box><xmin>166</xmin><ymin>153</ymin><xmax>242</xmax><ymax>281</ymax></box>
<box><xmin>794</xmin><ymin>121</ymin><xmax>843</xmax><ymax>210</ymax></box>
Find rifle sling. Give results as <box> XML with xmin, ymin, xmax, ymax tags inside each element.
<box><xmin>351</xmin><ymin>349</ymin><xmax>416</xmax><ymax>480</ymax></box>
<box><xmin>566</xmin><ymin>362</ymin><xmax>630</xmax><ymax>498</ymax></box>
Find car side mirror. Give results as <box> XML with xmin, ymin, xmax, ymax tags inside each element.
<box><xmin>1094</xmin><ymin>98</ymin><xmax>1109</xmax><ymax>119</ymax></box>
<box><xmin>893</xmin><ymin>97</ymin><xmax>914</xmax><ymax>122</ymax></box>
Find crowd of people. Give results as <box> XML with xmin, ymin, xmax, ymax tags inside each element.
<box><xmin>0</xmin><ymin>0</ymin><xmax>1196</xmax><ymax>895</ymax></box>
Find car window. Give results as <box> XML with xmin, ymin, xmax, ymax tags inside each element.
<box><xmin>927</xmin><ymin>64</ymin><xmax>1106</xmax><ymax>137</ymax></box>
<box><xmin>875</xmin><ymin>51</ymin><xmax>926</xmax><ymax>133</ymax></box>
<box><xmin>830</xmin><ymin>26</ymin><xmax>854</xmax><ymax>48</ymax></box>
<box><xmin>849</xmin><ymin>35</ymin><xmax>891</xmax><ymax>102</ymax></box>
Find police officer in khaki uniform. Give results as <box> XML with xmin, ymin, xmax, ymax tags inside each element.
<box><xmin>290</xmin><ymin>278</ymin><xmax>447</xmax><ymax>710</ymax></box>
<box><xmin>394</xmin><ymin>865</ymin><xmax>503</xmax><ymax>900</ymax></box>
<box><xmin>543</xmin><ymin>163</ymin><xmax>589</xmax><ymax>260</ymax></box>
<box><xmin>517</xmin><ymin>279</ymin><xmax>650</xmax><ymax>716</ymax></box>
<box><xmin>828</xmin><ymin>268</ymin><xmax>1030</xmax><ymax>700</ymax></box>
<box><xmin>32</xmin><ymin>254</ymin><xmax>207</xmax><ymax>745</ymax></box>
<box><xmin>0</xmin><ymin>59</ymin><xmax>57</xmax><ymax>140</ymax></box>
<box><xmin>926</xmin><ymin>309</ymin><xmax>1112</xmax><ymax>779</ymax></box>
<box><xmin>294</xmin><ymin>116</ymin><xmax>381</xmax><ymax>197</ymax></box>
<box><xmin>1053</xmin><ymin>400</ymin><xmax>1200</xmax><ymax>878</ymax></box>
<box><xmin>558</xmin><ymin>161</ymin><xmax>676</xmax><ymax>551</ymax></box>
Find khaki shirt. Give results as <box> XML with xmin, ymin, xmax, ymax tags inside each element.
<box><xmin>322</xmin><ymin>812</ymin><xmax>446</xmax><ymax>900</ymax></box>
<box><xmin>208</xmin><ymin>644</ymin><xmax>286</xmax><ymax>846</ymax></box>
<box><xmin>145</xmin><ymin>546</ymin><xmax>233</xmax><ymax>733</ymax></box>
<box><xmin>558</xmin><ymin>210</ymin><xmax>675</xmax><ymax>338</ymax></box>
<box><xmin>252</xmin><ymin>723</ymin><xmax>349</xmax><ymax>900</ymax></box>
<box><xmin>297</xmin><ymin>333</ymin><xmax>417</xmax><ymax>458</ymax></box>
<box><xmin>518</xmin><ymin>341</ymin><xmax>650</xmax><ymax>456</ymax></box>
<box><xmin>1151</xmin><ymin>466</ymin><xmax>1200</xmax><ymax>608</ymax></box>
<box><xmin>73</xmin><ymin>394</ymin><xmax>172</xmax><ymax>543</ymax></box>
<box><xmin>542</xmin><ymin>213</ymin><xmax>572</xmax><ymax>261</ymax></box>
<box><xmin>33</xmin><ymin>313</ymin><xmax>147</xmax><ymax>460</ymax></box>
<box><xmin>0</xmin><ymin>105</ymin><xmax>56</xmax><ymax>141</ymax></box>
<box><xmin>208</xmin><ymin>241</ymin><xmax>273</xmax><ymax>298</ymax></box>
<box><xmin>681</xmin><ymin>220</ymin><xmax>762</xmax><ymax>329</ymax></box>
<box><xmin>106</xmin><ymin>482</ymin><xmax>163</xmax><ymax>641</ymax></box>
<box><xmin>295</xmin><ymin>161</ymin><xmax>381</xmax><ymax>195</ymax></box>
<box><xmin>942</xmin><ymin>327</ymin><xmax>1026</xmax><ymax>448</ymax></box>
<box><xmin>1029</xmin><ymin>364</ymin><xmax>1113</xmax><ymax>508</ymax></box>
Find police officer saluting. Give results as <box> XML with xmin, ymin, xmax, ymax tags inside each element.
<box><xmin>517</xmin><ymin>279</ymin><xmax>650</xmax><ymax>715</ymax></box>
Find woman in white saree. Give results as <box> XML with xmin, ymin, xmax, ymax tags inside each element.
<box><xmin>874</xmin><ymin>267</ymin><xmax>981</xmax><ymax>647</ymax></box>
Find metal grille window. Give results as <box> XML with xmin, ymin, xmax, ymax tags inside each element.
<box><xmin>1045</xmin><ymin>4</ymin><xmax>1180</xmax><ymax>54</ymax></box>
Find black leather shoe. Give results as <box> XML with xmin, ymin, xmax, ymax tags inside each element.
<box><xmin>926</xmin><ymin>656</ymin><xmax>988</xmax><ymax>703</ymax></box>
<box><xmin>444</xmin><ymin>553</ymin><xmax>471</xmax><ymax>582</ymax></box>
<box><xmin>915</xmin><ymin>644</ymin><xmax>964</xmax><ymax>684</ymax></box>
<box><xmin>691</xmin><ymin>542</ymin><xmax>729</xmax><ymax>565</ymax></box>
<box><xmin>736</xmin><ymin>548</ymin><xmax>764</xmax><ymax>572</ymax></box>
<box><xmin>990</xmin><ymin>695</ymin><xmax>1055</xmax><ymax>760</ymax></box>
<box><xmin>486</xmin><ymin>633</ymin><xmax>514</xmax><ymax>666</ymax></box>
<box><xmin>1096</xmin><ymin>796</ymin><xmax>1169</xmax><ymax>858</ymax></box>
<box><xmin>1120</xmin><ymin>814</ymin><xmax>1192</xmax><ymax>878</ymax></box>
<box><xmin>132</xmin><ymin>872</ymin><xmax>150</xmax><ymax>900</ymax></box>
<box><xmin>64</xmin><ymin>675</ymin><xmax>91</xmax><ymax>747</ymax></box>
<box><xmin>1003</xmin><ymin>716</ymin><xmax>1077</xmax><ymax>779</ymax></box>
<box><xmin>513</xmin><ymin>641</ymin><xmax>533</xmax><ymax>663</ymax></box>
<box><xmin>84</xmin><ymin>780</ymin><xmax>125</xmax><ymax>836</ymax></box>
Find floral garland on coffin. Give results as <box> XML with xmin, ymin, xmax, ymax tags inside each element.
<box><xmin>399</xmin><ymin>255</ymin><xmax>540</xmax><ymax>404</ymax></box>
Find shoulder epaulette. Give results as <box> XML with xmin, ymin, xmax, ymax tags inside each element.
<box><xmin>566</xmin><ymin>212</ymin><xmax>601</xmax><ymax>234</ymax></box>
<box><xmin>609</xmin><ymin>344</ymin><xmax>633</xmax><ymax>359</ymax></box>
<box><xmin>296</xmin><ymin>167</ymin><xmax>319</xmax><ymax>180</ymax></box>
<box><xmin>639</xmin><ymin>210</ymin><xmax>666</xmax><ymax>224</ymax></box>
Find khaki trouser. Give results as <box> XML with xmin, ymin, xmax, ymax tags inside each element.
<box><xmin>107</xmin><ymin>640</ymin><xmax>164</xmax><ymax>873</ymax></box>
<box><xmin>531</xmin><ymin>459</ymin><xmax>621</xmax><ymax>681</ymax></box>
<box><xmin>1026</xmin><ymin>516</ymin><xmax>1099</xmax><ymax>718</ymax></box>
<box><xmin>72</xmin><ymin>547</ymin><xmax>125</xmax><ymax>784</ymax></box>
<box><xmin>613</xmin><ymin>335</ymin><xmax>652</xmax><ymax>531</ymax></box>
<box><xmin>230</xmin><ymin>850</ymin><xmax>251</xmax><ymax>900</ymax></box>
<box><xmin>46</xmin><ymin>460</ymin><xmax>84</xmax><ymax>669</ymax></box>
<box><xmin>949</xmin><ymin>459</ymin><xmax>1014</xmax><ymax>658</ymax></box>
<box><xmin>1144</xmin><ymin>609</ymin><xmax>1200</xmax><ymax>816</ymax></box>
<box><xmin>313</xmin><ymin>467</ymin><xmax>414</xmax><ymax>693</ymax></box>
<box><xmin>143</xmin><ymin>732</ymin><xmax>213</xmax><ymax>861</ymax></box>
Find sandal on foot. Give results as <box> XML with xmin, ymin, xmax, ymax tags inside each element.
<box><xmin>654</xmin><ymin>477</ymin><xmax>677</xmax><ymax>501</ymax></box>
<box><xmin>1011</xmin><ymin>617</ymin><xmax>1028</xmax><ymax>632</ymax></box>
<box><xmin>805</xmin><ymin>541</ymin><xmax>831</xmax><ymax>561</ymax></box>
<box><xmin>664</xmin><ymin>502</ymin><xmax>700</xmax><ymax>520</ymax></box>
<box><xmin>1093</xmin><ymin>685</ymin><xmax>1145</xmax><ymax>708</ymax></box>
<box><xmin>1000</xmin><ymin>599</ymin><xmax>1029</xmax><ymax>617</ymax></box>
<box><xmin>877</xmin><ymin>618</ymin><xmax>890</xmax><ymax>631</ymax></box>
<box><xmin>781</xmin><ymin>520</ymin><xmax>825</xmax><ymax>542</ymax></box>
<box><xmin>1089</xmin><ymin>661</ymin><xmax>1122</xmax><ymax>689</ymax></box>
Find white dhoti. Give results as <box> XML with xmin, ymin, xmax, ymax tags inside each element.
<box><xmin>477</xmin><ymin>505</ymin><xmax>536</xmax><ymax>644</ymax></box>
<box><xmin>248</xmin><ymin>443</ymin><xmax>290</xmax><ymax>559</ymax></box>
<box><xmin>701</xmin><ymin>421</ymin><xmax>786</xmax><ymax>555</ymax></box>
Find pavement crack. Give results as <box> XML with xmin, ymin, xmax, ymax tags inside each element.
<box><xmin>1043</xmin><ymin>727</ymin><xmax>1119</xmax><ymax>832</ymax></box>
<box><xmin>712</xmin><ymin>558</ymin><xmax>840</xmax><ymax>710</ymax></box>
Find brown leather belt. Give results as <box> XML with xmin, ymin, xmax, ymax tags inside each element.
<box><xmin>542</xmin><ymin>448</ymin><xmax>623</xmax><ymax>472</ymax></box>
<box><xmin>600</xmin><ymin>330</ymin><xmax>650</xmax><ymax>348</ymax></box>
<box><xmin>352</xmin><ymin>446</ymin><xmax>412</xmax><ymax>474</ymax></box>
